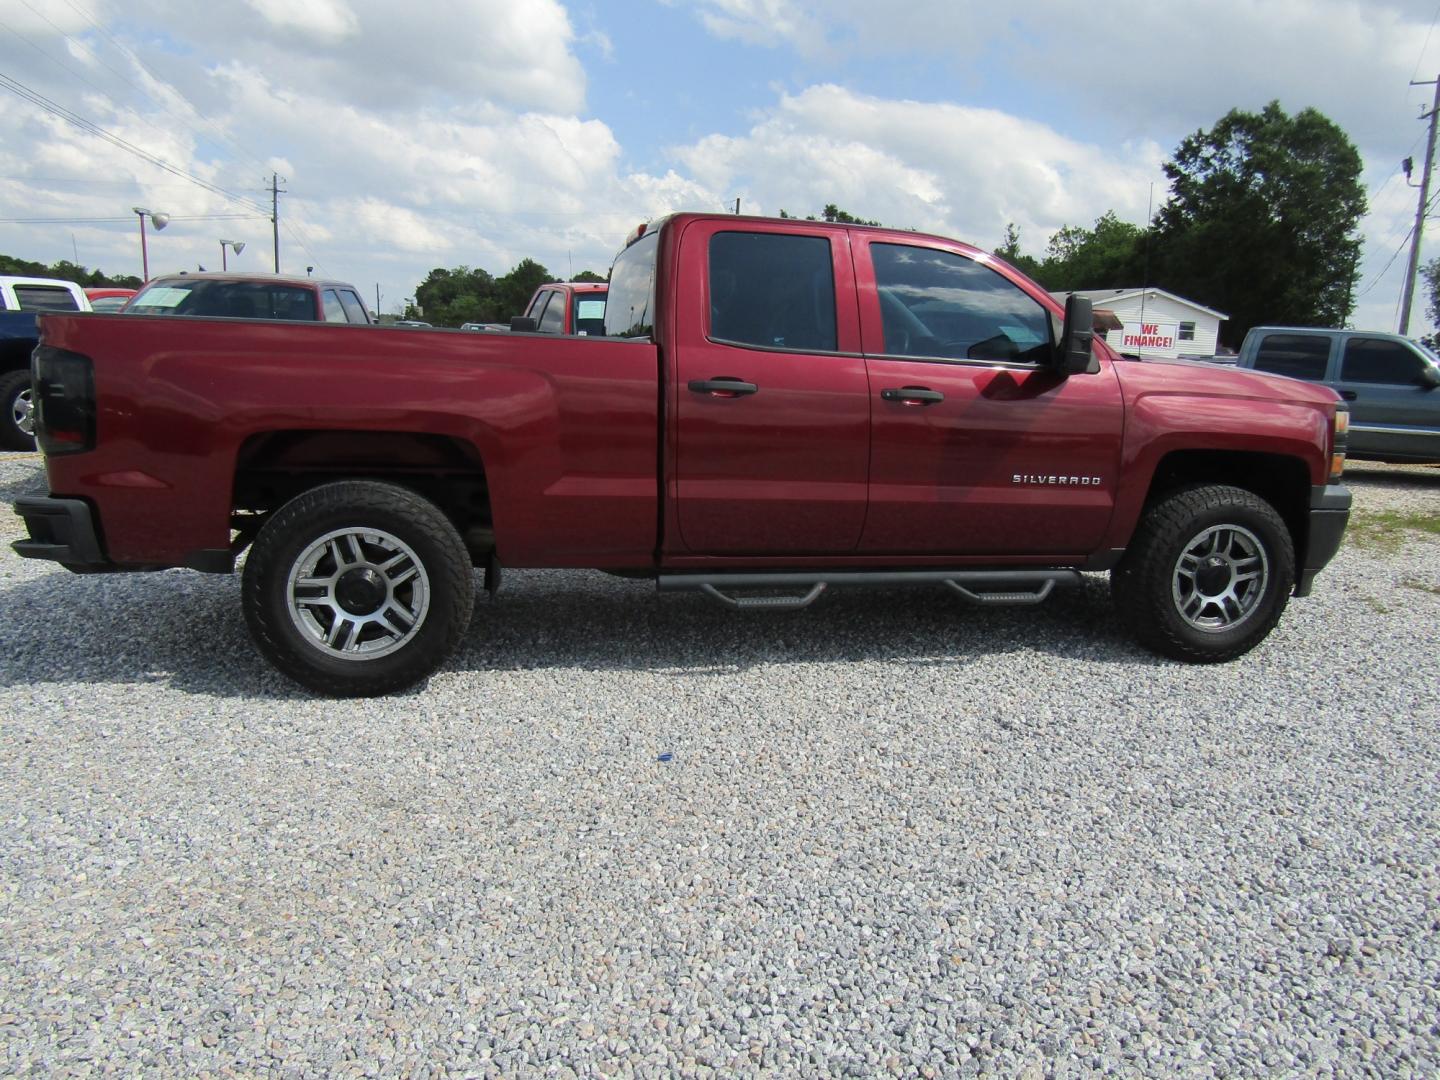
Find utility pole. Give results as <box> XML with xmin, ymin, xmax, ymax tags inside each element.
<box><xmin>1399</xmin><ymin>77</ymin><xmax>1440</xmax><ymax>335</ymax></box>
<box><xmin>734</xmin><ymin>197</ymin><xmax>740</xmax><ymax>214</ymax></box>
<box><xmin>269</xmin><ymin>172</ymin><xmax>286</xmax><ymax>273</ymax></box>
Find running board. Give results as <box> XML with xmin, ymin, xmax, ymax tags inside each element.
<box><xmin>659</xmin><ymin>569</ymin><xmax>1081</xmax><ymax>611</ymax></box>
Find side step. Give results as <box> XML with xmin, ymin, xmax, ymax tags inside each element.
<box><xmin>659</xmin><ymin>569</ymin><xmax>1081</xmax><ymax>611</ymax></box>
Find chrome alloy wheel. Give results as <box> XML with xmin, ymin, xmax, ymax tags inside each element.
<box><xmin>285</xmin><ymin>527</ymin><xmax>431</xmax><ymax>660</ymax></box>
<box><xmin>1171</xmin><ymin>524</ymin><xmax>1269</xmax><ymax>632</ymax></box>
<box><xmin>14</xmin><ymin>386</ymin><xmax>33</xmax><ymax>436</ymax></box>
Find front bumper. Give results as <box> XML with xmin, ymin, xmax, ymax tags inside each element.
<box><xmin>12</xmin><ymin>496</ymin><xmax>110</xmax><ymax>568</ymax></box>
<box><xmin>1294</xmin><ymin>482</ymin><xmax>1351</xmax><ymax>597</ymax></box>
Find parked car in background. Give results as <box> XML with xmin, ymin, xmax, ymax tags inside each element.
<box><xmin>84</xmin><ymin>287</ymin><xmax>138</xmax><ymax>312</ymax></box>
<box><xmin>1</xmin><ymin>276</ymin><xmax>93</xmax><ymax>450</ymax></box>
<box><xmin>391</xmin><ymin>319</ymin><xmax>432</xmax><ymax>328</ymax></box>
<box><xmin>126</xmin><ymin>272</ymin><xmax>373</xmax><ymax>324</ymax></box>
<box><xmin>513</xmin><ymin>281</ymin><xmax>607</xmax><ymax>334</ymax></box>
<box><xmin>1235</xmin><ymin>326</ymin><xmax>1440</xmax><ymax>463</ymax></box>
<box><xmin>461</xmin><ymin>322</ymin><xmax>508</xmax><ymax>332</ymax></box>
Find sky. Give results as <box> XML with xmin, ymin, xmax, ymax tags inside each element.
<box><xmin>2</xmin><ymin>0</ymin><xmax>1439</xmax><ymax>333</ymax></box>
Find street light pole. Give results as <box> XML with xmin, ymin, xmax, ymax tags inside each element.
<box><xmin>219</xmin><ymin>239</ymin><xmax>246</xmax><ymax>271</ymax></box>
<box><xmin>132</xmin><ymin>207</ymin><xmax>170</xmax><ymax>281</ymax></box>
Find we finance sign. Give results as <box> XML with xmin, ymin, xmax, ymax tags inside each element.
<box><xmin>1119</xmin><ymin>321</ymin><xmax>1178</xmax><ymax>354</ymax></box>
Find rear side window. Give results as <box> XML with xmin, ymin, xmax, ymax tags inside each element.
<box><xmin>1252</xmin><ymin>334</ymin><xmax>1330</xmax><ymax>381</ymax></box>
<box><xmin>604</xmin><ymin>230</ymin><xmax>658</xmax><ymax>338</ymax></box>
<box><xmin>539</xmin><ymin>293</ymin><xmax>567</xmax><ymax>332</ymax></box>
<box><xmin>1341</xmin><ymin>338</ymin><xmax>1427</xmax><ymax>385</ymax></box>
<box><xmin>709</xmin><ymin>232</ymin><xmax>836</xmax><ymax>352</ymax></box>
<box><xmin>871</xmin><ymin>243</ymin><xmax>1051</xmax><ymax>363</ymax></box>
<box><xmin>338</xmin><ymin>290</ymin><xmax>370</xmax><ymax>324</ymax></box>
<box><xmin>128</xmin><ymin>281</ymin><xmax>319</xmax><ymax>320</ymax></box>
<box><xmin>322</xmin><ymin>289</ymin><xmax>347</xmax><ymax>323</ymax></box>
<box><xmin>13</xmin><ymin>285</ymin><xmax>81</xmax><ymax>311</ymax></box>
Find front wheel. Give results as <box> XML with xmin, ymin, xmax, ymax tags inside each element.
<box><xmin>242</xmin><ymin>480</ymin><xmax>474</xmax><ymax>696</ymax></box>
<box><xmin>1111</xmin><ymin>484</ymin><xmax>1295</xmax><ymax>663</ymax></box>
<box><xmin>0</xmin><ymin>369</ymin><xmax>36</xmax><ymax>451</ymax></box>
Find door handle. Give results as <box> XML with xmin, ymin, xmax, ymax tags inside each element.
<box><xmin>1340</xmin><ymin>390</ymin><xmax>1357</xmax><ymax>400</ymax></box>
<box><xmin>689</xmin><ymin>377</ymin><xmax>759</xmax><ymax>397</ymax></box>
<box><xmin>881</xmin><ymin>386</ymin><xmax>945</xmax><ymax>405</ymax></box>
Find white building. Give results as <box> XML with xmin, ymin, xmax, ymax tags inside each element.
<box><xmin>1051</xmin><ymin>287</ymin><xmax>1229</xmax><ymax>360</ymax></box>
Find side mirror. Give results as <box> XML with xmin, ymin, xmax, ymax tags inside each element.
<box><xmin>510</xmin><ymin>316</ymin><xmax>537</xmax><ymax>333</ymax></box>
<box><xmin>1422</xmin><ymin>365</ymin><xmax>1440</xmax><ymax>389</ymax></box>
<box><xmin>1055</xmin><ymin>294</ymin><xmax>1095</xmax><ymax>375</ymax></box>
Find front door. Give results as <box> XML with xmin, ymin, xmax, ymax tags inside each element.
<box><xmin>855</xmin><ymin>238</ymin><xmax>1124</xmax><ymax>556</ymax></box>
<box><xmin>1334</xmin><ymin>336</ymin><xmax>1440</xmax><ymax>461</ymax></box>
<box><xmin>671</xmin><ymin>221</ymin><xmax>869</xmax><ymax>554</ymax></box>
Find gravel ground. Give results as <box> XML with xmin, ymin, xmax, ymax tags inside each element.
<box><xmin>1</xmin><ymin>452</ymin><xmax>1437</xmax><ymax>1078</ymax></box>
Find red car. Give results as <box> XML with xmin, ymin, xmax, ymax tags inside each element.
<box><xmin>518</xmin><ymin>281</ymin><xmax>607</xmax><ymax>334</ymax></box>
<box><xmin>83</xmin><ymin>287</ymin><xmax>137</xmax><ymax>313</ymax></box>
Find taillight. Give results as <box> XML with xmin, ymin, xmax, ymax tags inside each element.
<box><xmin>1329</xmin><ymin>403</ymin><xmax>1349</xmax><ymax>481</ymax></box>
<box><xmin>31</xmin><ymin>346</ymin><xmax>95</xmax><ymax>455</ymax></box>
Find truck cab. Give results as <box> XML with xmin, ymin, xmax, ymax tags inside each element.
<box><xmin>1237</xmin><ymin>326</ymin><xmax>1440</xmax><ymax>464</ymax></box>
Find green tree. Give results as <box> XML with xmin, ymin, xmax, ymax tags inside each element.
<box><xmin>1419</xmin><ymin>256</ymin><xmax>1440</xmax><ymax>347</ymax></box>
<box><xmin>1037</xmin><ymin>211</ymin><xmax>1147</xmax><ymax>292</ymax></box>
<box><xmin>572</xmin><ymin>269</ymin><xmax>607</xmax><ymax>283</ymax></box>
<box><xmin>0</xmin><ymin>252</ymin><xmax>140</xmax><ymax>289</ymax></box>
<box><xmin>1151</xmin><ymin>101</ymin><xmax>1366</xmax><ymax>346</ymax></box>
<box><xmin>413</xmin><ymin>265</ymin><xmax>500</xmax><ymax>326</ymax></box>
<box><xmin>496</xmin><ymin>258</ymin><xmax>555</xmax><ymax>319</ymax></box>
<box><xmin>995</xmin><ymin>222</ymin><xmax>1043</xmax><ymax>279</ymax></box>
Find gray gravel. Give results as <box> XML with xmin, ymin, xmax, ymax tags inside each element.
<box><xmin>1</xmin><ymin>452</ymin><xmax>1437</xmax><ymax>1078</ymax></box>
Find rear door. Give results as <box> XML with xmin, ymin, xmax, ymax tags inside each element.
<box><xmin>671</xmin><ymin>220</ymin><xmax>869</xmax><ymax>554</ymax></box>
<box><xmin>1334</xmin><ymin>336</ymin><xmax>1440</xmax><ymax>460</ymax></box>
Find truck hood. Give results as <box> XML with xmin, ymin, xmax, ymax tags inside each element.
<box><xmin>1113</xmin><ymin>356</ymin><xmax>1342</xmax><ymax>410</ymax></box>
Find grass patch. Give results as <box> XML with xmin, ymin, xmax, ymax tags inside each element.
<box><xmin>1345</xmin><ymin>509</ymin><xmax>1440</xmax><ymax>553</ymax></box>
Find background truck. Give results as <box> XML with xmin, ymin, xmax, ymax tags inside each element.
<box><xmin>0</xmin><ymin>275</ymin><xmax>92</xmax><ymax>450</ymax></box>
<box><xmin>1235</xmin><ymin>326</ymin><xmax>1440</xmax><ymax>464</ymax></box>
<box><xmin>14</xmin><ymin>214</ymin><xmax>1351</xmax><ymax>696</ymax></box>
<box><xmin>512</xmin><ymin>280</ymin><xmax>608</xmax><ymax>334</ymax></box>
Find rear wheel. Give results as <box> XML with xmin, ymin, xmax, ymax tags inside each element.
<box><xmin>0</xmin><ymin>369</ymin><xmax>36</xmax><ymax>451</ymax></box>
<box><xmin>242</xmin><ymin>480</ymin><xmax>474</xmax><ymax>696</ymax></box>
<box><xmin>1112</xmin><ymin>484</ymin><xmax>1295</xmax><ymax>662</ymax></box>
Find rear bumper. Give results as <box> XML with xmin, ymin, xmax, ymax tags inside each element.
<box><xmin>1294</xmin><ymin>482</ymin><xmax>1351</xmax><ymax>597</ymax></box>
<box><xmin>11</xmin><ymin>496</ymin><xmax>110</xmax><ymax>568</ymax></box>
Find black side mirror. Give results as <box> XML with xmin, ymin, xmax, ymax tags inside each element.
<box><xmin>1421</xmin><ymin>365</ymin><xmax>1440</xmax><ymax>389</ymax></box>
<box><xmin>510</xmin><ymin>316</ymin><xmax>537</xmax><ymax>333</ymax></box>
<box><xmin>1055</xmin><ymin>294</ymin><xmax>1095</xmax><ymax>375</ymax></box>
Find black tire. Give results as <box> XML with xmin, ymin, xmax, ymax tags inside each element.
<box><xmin>242</xmin><ymin>480</ymin><xmax>474</xmax><ymax>696</ymax></box>
<box><xmin>1111</xmin><ymin>484</ymin><xmax>1295</xmax><ymax>663</ymax></box>
<box><xmin>0</xmin><ymin>369</ymin><xmax>36</xmax><ymax>451</ymax></box>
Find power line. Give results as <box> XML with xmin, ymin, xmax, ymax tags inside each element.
<box><xmin>0</xmin><ymin>213</ymin><xmax>268</xmax><ymax>224</ymax></box>
<box><xmin>0</xmin><ymin>71</ymin><xmax>271</xmax><ymax>216</ymax></box>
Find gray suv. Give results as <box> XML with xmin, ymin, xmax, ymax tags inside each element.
<box><xmin>1236</xmin><ymin>327</ymin><xmax>1440</xmax><ymax>464</ymax></box>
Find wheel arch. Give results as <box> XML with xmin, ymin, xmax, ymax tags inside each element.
<box><xmin>232</xmin><ymin>429</ymin><xmax>494</xmax><ymax>565</ymax></box>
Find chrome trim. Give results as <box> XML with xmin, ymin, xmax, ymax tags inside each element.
<box><xmin>1350</xmin><ymin>424</ymin><xmax>1440</xmax><ymax>437</ymax></box>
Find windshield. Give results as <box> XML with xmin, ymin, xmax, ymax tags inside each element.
<box><xmin>603</xmin><ymin>232</ymin><xmax>657</xmax><ymax>338</ymax></box>
<box><xmin>127</xmin><ymin>279</ymin><xmax>317</xmax><ymax>320</ymax></box>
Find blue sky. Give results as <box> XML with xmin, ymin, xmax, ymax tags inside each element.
<box><xmin>2</xmin><ymin>0</ymin><xmax>1439</xmax><ymax>333</ymax></box>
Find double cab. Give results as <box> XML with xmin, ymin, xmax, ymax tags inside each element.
<box><xmin>15</xmin><ymin>214</ymin><xmax>1352</xmax><ymax>695</ymax></box>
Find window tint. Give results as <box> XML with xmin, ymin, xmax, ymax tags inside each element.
<box><xmin>526</xmin><ymin>290</ymin><xmax>550</xmax><ymax>320</ymax></box>
<box><xmin>539</xmin><ymin>292</ymin><xmax>567</xmax><ymax>332</ymax></box>
<box><xmin>127</xmin><ymin>280</ymin><xmax>319</xmax><ymax>320</ymax></box>
<box><xmin>13</xmin><ymin>285</ymin><xmax>81</xmax><ymax>311</ymax></box>
<box><xmin>604</xmin><ymin>229</ymin><xmax>658</xmax><ymax>338</ymax></box>
<box><xmin>338</xmin><ymin>290</ymin><xmax>369</xmax><ymax>324</ymax></box>
<box><xmin>1252</xmin><ymin>334</ymin><xmax>1330</xmax><ymax>381</ymax></box>
<box><xmin>709</xmin><ymin>232</ymin><xmax>836</xmax><ymax>352</ymax></box>
<box><xmin>871</xmin><ymin>243</ymin><xmax>1051</xmax><ymax>363</ymax></box>
<box><xmin>322</xmin><ymin>289</ymin><xmax>347</xmax><ymax>323</ymax></box>
<box><xmin>1341</xmin><ymin>338</ymin><xmax>1427</xmax><ymax>385</ymax></box>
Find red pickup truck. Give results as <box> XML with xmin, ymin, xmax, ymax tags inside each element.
<box><xmin>14</xmin><ymin>213</ymin><xmax>1352</xmax><ymax>696</ymax></box>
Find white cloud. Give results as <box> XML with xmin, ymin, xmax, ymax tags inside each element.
<box><xmin>672</xmin><ymin>86</ymin><xmax>1162</xmax><ymax>251</ymax></box>
<box><xmin>245</xmin><ymin>0</ymin><xmax>359</xmax><ymax>45</ymax></box>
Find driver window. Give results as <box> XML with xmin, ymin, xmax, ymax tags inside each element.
<box><xmin>871</xmin><ymin>243</ymin><xmax>1052</xmax><ymax>363</ymax></box>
